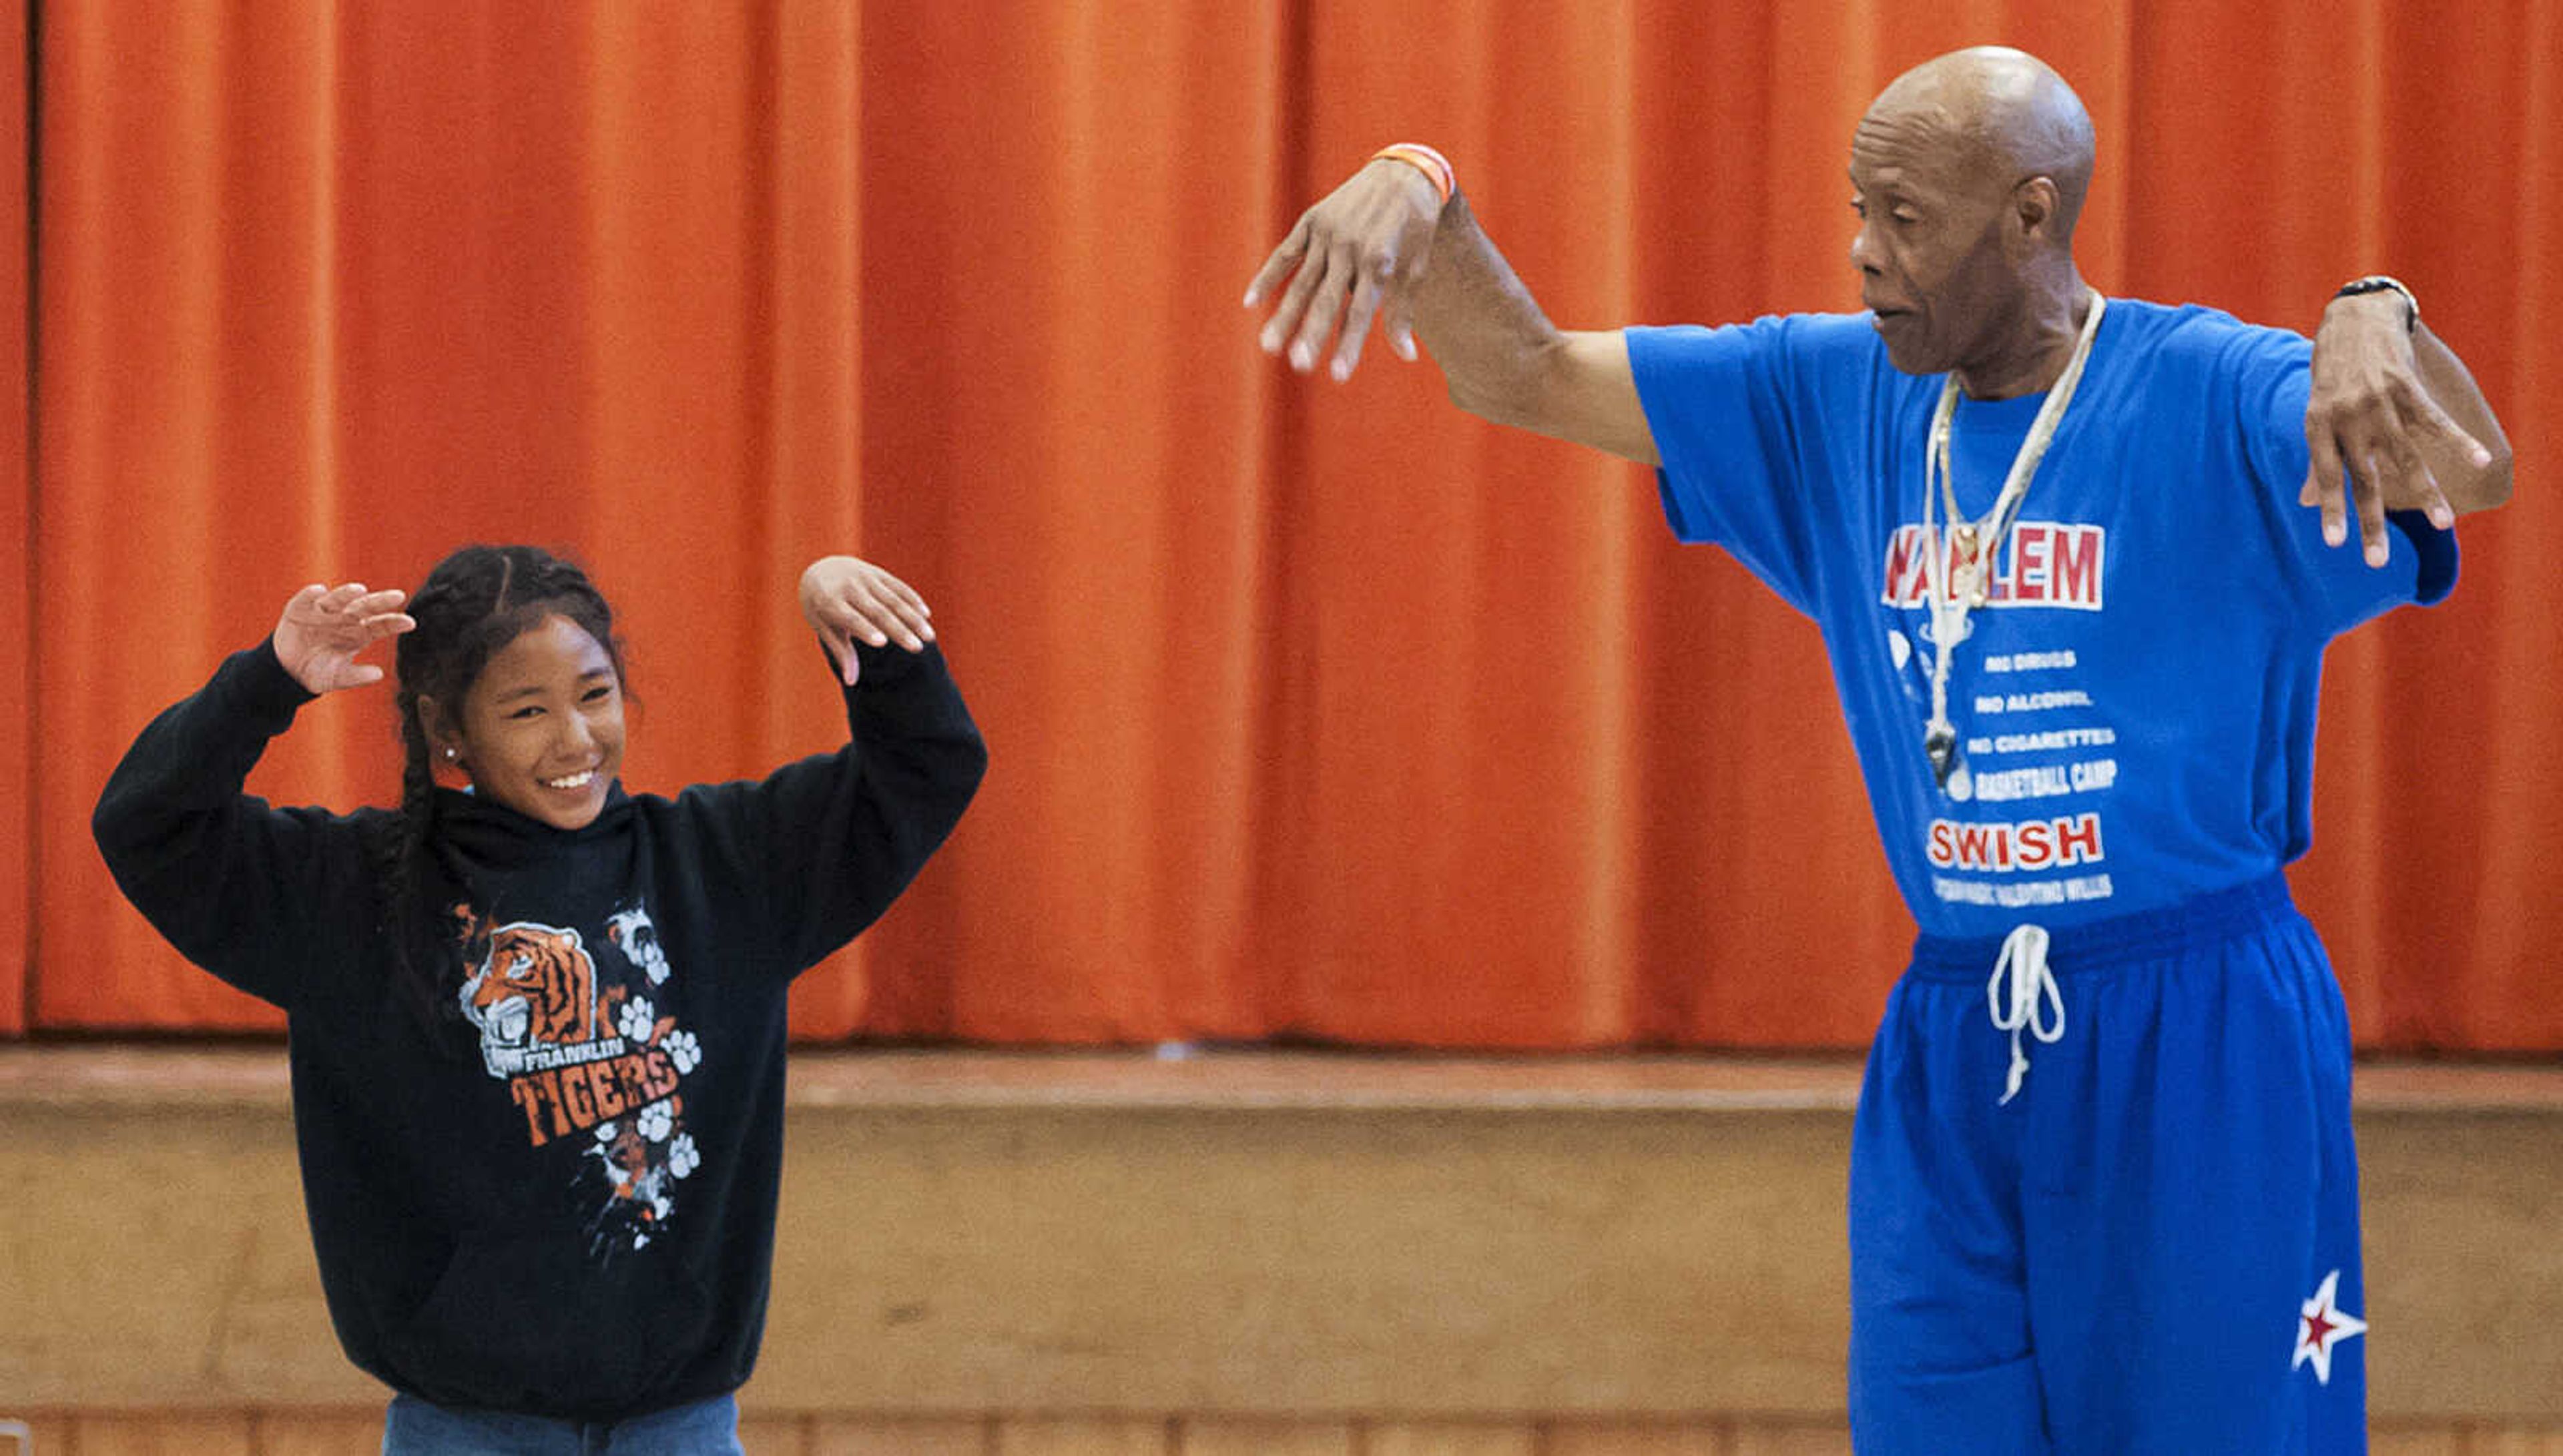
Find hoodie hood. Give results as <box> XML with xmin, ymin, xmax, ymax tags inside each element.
<box><xmin>432</xmin><ymin>781</ymin><xmax>636</xmax><ymax>871</ymax></box>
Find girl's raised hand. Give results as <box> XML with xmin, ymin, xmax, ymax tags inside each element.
<box><xmin>800</xmin><ymin>556</ymin><xmax>934</xmax><ymax>685</ymax></box>
<box><xmin>272</xmin><ymin>583</ymin><xmax>415</xmax><ymax>695</ymax></box>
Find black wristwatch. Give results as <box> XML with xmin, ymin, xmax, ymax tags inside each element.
<box><xmin>2334</xmin><ymin>275</ymin><xmax>2419</xmax><ymax>334</ymax></box>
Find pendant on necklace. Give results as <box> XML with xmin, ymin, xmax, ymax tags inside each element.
<box><xmin>1926</xmin><ymin>723</ymin><xmax>1960</xmax><ymax>788</ymax></box>
<box><xmin>1948</xmin><ymin>523</ymin><xmax>1981</xmax><ymax>603</ymax></box>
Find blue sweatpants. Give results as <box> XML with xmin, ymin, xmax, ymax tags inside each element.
<box><xmin>1847</xmin><ymin>875</ymin><xmax>2368</xmax><ymax>1455</ymax></box>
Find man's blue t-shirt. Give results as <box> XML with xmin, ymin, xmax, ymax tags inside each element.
<box><xmin>1626</xmin><ymin>300</ymin><xmax>2457</xmax><ymax>938</ymax></box>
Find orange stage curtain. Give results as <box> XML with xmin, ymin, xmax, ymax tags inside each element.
<box><xmin>0</xmin><ymin>0</ymin><xmax>24</xmax><ymax>1034</ymax></box>
<box><xmin>14</xmin><ymin>1</ymin><xmax>2562</xmax><ymax>1050</ymax></box>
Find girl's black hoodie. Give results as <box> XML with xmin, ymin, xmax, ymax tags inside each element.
<box><xmin>92</xmin><ymin>634</ymin><xmax>985</xmax><ymax>1421</ymax></box>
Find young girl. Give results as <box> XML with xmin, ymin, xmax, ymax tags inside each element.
<box><xmin>93</xmin><ymin>544</ymin><xmax>986</xmax><ymax>1453</ymax></box>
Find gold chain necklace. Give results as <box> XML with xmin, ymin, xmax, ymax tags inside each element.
<box><xmin>1920</xmin><ymin>291</ymin><xmax>2107</xmax><ymax>797</ymax></box>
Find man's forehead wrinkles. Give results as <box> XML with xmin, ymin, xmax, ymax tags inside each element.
<box><xmin>1861</xmin><ymin>95</ymin><xmax>1961</xmax><ymax>137</ymax></box>
<box><xmin>1856</xmin><ymin>114</ymin><xmax>1964</xmax><ymax>173</ymax></box>
<box><xmin>1852</xmin><ymin>153</ymin><xmax>1943</xmax><ymax>200</ymax></box>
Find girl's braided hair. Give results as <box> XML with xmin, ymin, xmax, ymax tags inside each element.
<box><xmin>375</xmin><ymin>544</ymin><xmax>625</xmax><ymax>1041</ymax></box>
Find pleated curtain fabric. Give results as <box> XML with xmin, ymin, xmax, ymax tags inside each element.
<box><xmin>11</xmin><ymin>0</ymin><xmax>2560</xmax><ymax>1050</ymax></box>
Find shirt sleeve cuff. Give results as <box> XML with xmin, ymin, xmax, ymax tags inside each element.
<box><xmin>189</xmin><ymin>639</ymin><xmax>320</xmax><ymax>739</ymax></box>
<box><xmin>2388</xmin><ymin>509</ymin><xmax>2460</xmax><ymax>607</ymax></box>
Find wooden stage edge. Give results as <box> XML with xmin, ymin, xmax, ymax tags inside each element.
<box><xmin>17</xmin><ymin>1042</ymin><xmax>2563</xmax><ymax>1109</ymax></box>
<box><xmin>3</xmin><ymin>1046</ymin><xmax>2558</xmax><ymax>1423</ymax></box>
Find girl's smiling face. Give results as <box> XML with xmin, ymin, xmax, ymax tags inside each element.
<box><xmin>433</xmin><ymin>613</ymin><xmax>626</xmax><ymax>830</ymax></box>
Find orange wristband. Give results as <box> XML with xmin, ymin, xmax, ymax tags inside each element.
<box><xmin>1371</xmin><ymin>143</ymin><xmax>1454</xmax><ymax>204</ymax></box>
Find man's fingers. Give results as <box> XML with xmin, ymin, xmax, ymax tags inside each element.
<box><xmin>2413</xmin><ymin>478</ymin><xmax>2456</xmax><ymax>532</ymax></box>
<box><xmin>363</xmin><ymin>611</ymin><xmax>418</xmax><ymax>641</ymax></box>
<box><xmin>1288</xmin><ymin>245</ymin><xmax>1355</xmax><ymax>375</ymax></box>
<box><xmin>2305</xmin><ymin>428</ymin><xmax>2350</xmax><ymax>547</ymax></box>
<box><xmin>1243</xmin><ymin>217</ymin><xmax>1312</xmax><ymax>311</ymax></box>
<box><xmin>2353</xmin><ymin>452</ymin><xmax>2391</xmax><ymax>567</ymax></box>
<box><xmin>1330</xmin><ymin>266</ymin><xmax>1392</xmax><ymax>381</ymax></box>
<box><xmin>1259</xmin><ymin>224</ymin><xmax>1330</xmax><ymax>357</ymax></box>
<box><xmin>1384</xmin><ymin>293</ymin><xmax>1419</xmax><ymax>362</ymax></box>
<box><xmin>2406</xmin><ymin>388</ymin><xmax>2495</xmax><ymax>470</ymax></box>
<box><xmin>2388</xmin><ymin>397</ymin><xmax>2470</xmax><ymax>528</ymax></box>
<box><xmin>2381</xmin><ymin>424</ymin><xmax>2455</xmax><ymax>530</ymax></box>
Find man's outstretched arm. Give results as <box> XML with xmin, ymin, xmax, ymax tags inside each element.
<box><xmin>1245</xmin><ymin>155</ymin><xmax>1661</xmax><ymax>466</ymax></box>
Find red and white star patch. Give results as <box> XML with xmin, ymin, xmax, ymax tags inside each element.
<box><xmin>2291</xmin><ymin>1268</ymin><xmax>2367</xmax><ymax>1385</ymax></box>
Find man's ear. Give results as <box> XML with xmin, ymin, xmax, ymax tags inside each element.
<box><xmin>2013</xmin><ymin>175</ymin><xmax>2061</xmax><ymax>242</ymax></box>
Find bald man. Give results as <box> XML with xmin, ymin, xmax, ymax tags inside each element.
<box><xmin>1247</xmin><ymin>46</ymin><xmax>2509</xmax><ymax>1456</ymax></box>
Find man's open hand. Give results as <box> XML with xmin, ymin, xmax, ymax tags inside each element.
<box><xmin>1245</xmin><ymin>158</ymin><xmax>1446</xmax><ymax>383</ymax></box>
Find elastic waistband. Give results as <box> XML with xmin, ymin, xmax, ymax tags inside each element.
<box><xmin>1906</xmin><ymin>873</ymin><xmax>2296</xmax><ymax>982</ymax></box>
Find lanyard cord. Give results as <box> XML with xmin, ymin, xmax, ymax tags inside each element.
<box><xmin>1920</xmin><ymin>291</ymin><xmax>2108</xmax><ymax>793</ymax></box>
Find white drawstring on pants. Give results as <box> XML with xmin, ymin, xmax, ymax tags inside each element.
<box><xmin>1987</xmin><ymin>924</ymin><xmax>2063</xmax><ymax>1105</ymax></box>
